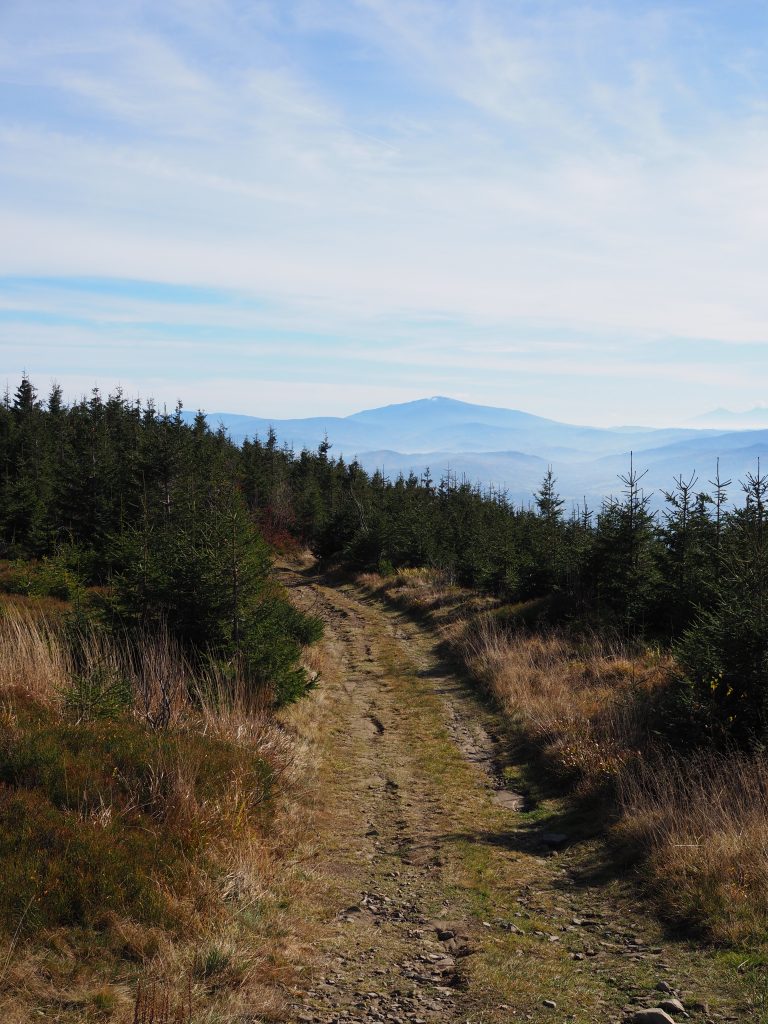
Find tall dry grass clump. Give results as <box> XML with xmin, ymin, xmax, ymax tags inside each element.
<box><xmin>358</xmin><ymin>566</ymin><xmax>483</xmax><ymax>619</ymax></box>
<box><xmin>0</xmin><ymin>604</ymin><xmax>291</xmax><ymax>760</ymax></box>
<box><xmin>468</xmin><ymin>614</ymin><xmax>768</xmax><ymax>941</ymax></box>
<box><xmin>194</xmin><ymin>664</ymin><xmax>302</xmax><ymax>790</ymax></box>
<box><xmin>0</xmin><ymin>605</ymin><xmax>70</xmax><ymax>707</ymax></box>
<box><xmin>617</xmin><ymin>749</ymin><xmax>768</xmax><ymax>943</ymax></box>
<box><xmin>458</xmin><ymin>616</ymin><xmax>672</xmax><ymax>789</ymax></box>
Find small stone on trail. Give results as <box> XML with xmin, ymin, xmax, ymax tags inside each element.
<box><xmin>629</xmin><ymin>1011</ymin><xmax>676</xmax><ymax>1024</ymax></box>
<box><xmin>659</xmin><ymin>998</ymin><xmax>685</xmax><ymax>1015</ymax></box>
<box><xmin>655</xmin><ymin>981</ymin><xmax>674</xmax><ymax>994</ymax></box>
<box><xmin>493</xmin><ymin>790</ymin><xmax>524</xmax><ymax>810</ymax></box>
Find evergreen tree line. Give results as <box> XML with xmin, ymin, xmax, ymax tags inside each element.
<box><xmin>3</xmin><ymin>377</ymin><xmax>768</xmax><ymax>742</ymax></box>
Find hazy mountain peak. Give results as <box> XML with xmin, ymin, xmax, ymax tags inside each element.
<box><xmin>693</xmin><ymin>406</ymin><xmax>768</xmax><ymax>428</ymax></box>
<box><xmin>346</xmin><ymin>395</ymin><xmax>562</xmax><ymax>428</ymax></box>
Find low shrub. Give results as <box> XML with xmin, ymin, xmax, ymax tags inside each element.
<box><xmin>0</xmin><ymin>557</ymin><xmax>84</xmax><ymax>602</ymax></box>
<box><xmin>0</xmin><ymin>703</ymin><xmax>271</xmax><ymax>934</ymax></box>
<box><xmin>0</xmin><ymin>783</ymin><xmax>170</xmax><ymax>931</ymax></box>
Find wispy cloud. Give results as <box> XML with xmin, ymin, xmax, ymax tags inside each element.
<box><xmin>1</xmin><ymin>0</ymin><xmax>768</xmax><ymax>423</ymax></box>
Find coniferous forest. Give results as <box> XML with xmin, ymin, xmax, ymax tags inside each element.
<box><xmin>3</xmin><ymin>376</ymin><xmax>768</xmax><ymax>745</ymax></box>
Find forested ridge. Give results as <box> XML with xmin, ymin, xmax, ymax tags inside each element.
<box><xmin>2</xmin><ymin>375</ymin><xmax>768</xmax><ymax>741</ymax></box>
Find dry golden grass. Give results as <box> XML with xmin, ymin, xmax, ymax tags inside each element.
<box><xmin>0</xmin><ymin>604</ymin><xmax>70</xmax><ymax>706</ymax></box>
<box><xmin>361</xmin><ymin>567</ymin><xmax>768</xmax><ymax>946</ymax></box>
<box><xmin>617</xmin><ymin>749</ymin><xmax>768</xmax><ymax>943</ymax></box>
<box><xmin>458</xmin><ymin>617</ymin><xmax>672</xmax><ymax>790</ymax></box>
<box><xmin>359</xmin><ymin>566</ymin><xmax>489</xmax><ymax>620</ymax></box>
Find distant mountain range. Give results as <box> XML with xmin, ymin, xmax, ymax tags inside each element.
<box><xmin>691</xmin><ymin>406</ymin><xmax>768</xmax><ymax>429</ymax></box>
<box><xmin>183</xmin><ymin>396</ymin><xmax>768</xmax><ymax>509</ymax></box>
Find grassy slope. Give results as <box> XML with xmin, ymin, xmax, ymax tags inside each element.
<box><xmin>359</xmin><ymin>567</ymin><xmax>768</xmax><ymax>951</ymax></box>
<box><xmin>0</xmin><ymin>575</ymin><xmax>327</xmax><ymax>1024</ymax></box>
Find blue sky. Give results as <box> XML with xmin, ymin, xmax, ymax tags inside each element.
<box><xmin>1</xmin><ymin>0</ymin><xmax>768</xmax><ymax>425</ymax></box>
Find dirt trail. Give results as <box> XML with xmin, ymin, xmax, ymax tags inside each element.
<box><xmin>279</xmin><ymin>565</ymin><xmax>748</xmax><ymax>1024</ymax></box>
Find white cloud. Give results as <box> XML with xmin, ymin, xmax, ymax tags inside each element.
<box><xmin>1</xmin><ymin>0</ymin><xmax>768</xmax><ymax>423</ymax></box>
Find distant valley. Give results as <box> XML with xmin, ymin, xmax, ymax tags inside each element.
<box><xmin>186</xmin><ymin>397</ymin><xmax>768</xmax><ymax>509</ymax></box>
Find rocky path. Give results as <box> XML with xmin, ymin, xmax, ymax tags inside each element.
<box><xmin>278</xmin><ymin>565</ymin><xmax>750</xmax><ymax>1024</ymax></box>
